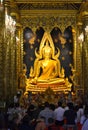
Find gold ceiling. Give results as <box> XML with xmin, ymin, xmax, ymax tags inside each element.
<box><xmin>15</xmin><ymin>0</ymin><xmax>82</xmax><ymax>10</ymax></box>
<box><xmin>11</xmin><ymin>0</ymin><xmax>84</xmax><ymax>18</ymax></box>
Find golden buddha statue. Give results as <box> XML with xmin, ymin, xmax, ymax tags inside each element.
<box><xmin>26</xmin><ymin>32</ymin><xmax>72</xmax><ymax>92</ymax></box>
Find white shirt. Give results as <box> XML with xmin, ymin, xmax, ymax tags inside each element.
<box><xmin>39</xmin><ymin>107</ymin><xmax>54</xmax><ymax>126</ymax></box>
<box><xmin>76</xmin><ymin>108</ymin><xmax>84</xmax><ymax>123</ymax></box>
<box><xmin>54</xmin><ymin>106</ymin><xmax>65</xmax><ymax>121</ymax></box>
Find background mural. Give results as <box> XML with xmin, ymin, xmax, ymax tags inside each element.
<box><xmin>51</xmin><ymin>26</ymin><xmax>73</xmax><ymax>78</ymax></box>
<box><xmin>23</xmin><ymin>26</ymin><xmax>73</xmax><ymax>79</ymax></box>
<box><xmin>23</xmin><ymin>27</ymin><xmax>45</xmax><ymax>77</ymax></box>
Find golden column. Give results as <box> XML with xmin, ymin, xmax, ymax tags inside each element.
<box><xmin>10</xmin><ymin>0</ymin><xmax>24</xmax><ymax>92</ymax></box>
<box><xmin>81</xmin><ymin>2</ymin><xmax>88</xmax><ymax>95</ymax></box>
<box><xmin>4</xmin><ymin>0</ymin><xmax>17</xmax><ymax>100</ymax></box>
<box><xmin>9</xmin><ymin>0</ymin><xmax>22</xmax><ymax>95</ymax></box>
<box><xmin>3</xmin><ymin>0</ymin><xmax>11</xmax><ymax>100</ymax></box>
<box><xmin>0</xmin><ymin>0</ymin><xmax>5</xmax><ymax>100</ymax></box>
<box><xmin>75</xmin><ymin>20</ymin><xmax>84</xmax><ymax>96</ymax></box>
<box><xmin>16</xmin><ymin>23</ymin><xmax>23</xmax><ymax>90</ymax></box>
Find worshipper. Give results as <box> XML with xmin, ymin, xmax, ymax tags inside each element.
<box><xmin>7</xmin><ymin>102</ymin><xmax>23</xmax><ymax>125</ymax></box>
<box><xmin>63</xmin><ymin>102</ymin><xmax>77</xmax><ymax>130</ymax></box>
<box><xmin>27</xmin><ymin>104</ymin><xmax>38</xmax><ymax>121</ymax></box>
<box><xmin>35</xmin><ymin>116</ymin><xmax>46</xmax><ymax>130</ymax></box>
<box><xmin>80</xmin><ymin>105</ymin><xmax>88</xmax><ymax>125</ymax></box>
<box><xmin>82</xmin><ymin>119</ymin><xmax>88</xmax><ymax>130</ymax></box>
<box><xmin>38</xmin><ymin>102</ymin><xmax>54</xmax><ymax>126</ymax></box>
<box><xmin>76</xmin><ymin>103</ymin><xmax>84</xmax><ymax>123</ymax></box>
<box><xmin>45</xmin><ymin>117</ymin><xmax>64</xmax><ymax>130</ymax></box>
<box><xmin>81</xmin><ymin>105</ymin><xmax>88</xmax><ymax>130</ymax></box>
<box><xmin>0</xmin><ymin>110</ymin><xmax>6</xmax><ymax>130</ymax></box>
<box><xmin>8</xmin><ymin>112</ymin><xmax>20</xmax><ymax>130</ymax></box>
<box><xmin>18</xmin><ymin>114</ymin><xmax>35</xmax><ymax>130</ymax></box>
<box><xmin>54</xmin><ymin>101</ymin><xmax>65</xmax><ymax>126</ymax></box>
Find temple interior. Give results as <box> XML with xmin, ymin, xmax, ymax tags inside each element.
<box><xmin>1</xmin><ymin>0</ymin><xmax>88</xmax><ymax>130</ymax></box>
<box><xmin>0</xmin><ymin>0</ymin><xmax>88</xmax><ymax>113</ymax></box>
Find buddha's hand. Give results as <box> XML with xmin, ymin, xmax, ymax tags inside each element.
<box><xmin>61</xmin><ymin>74</ymin><xmax>65</xmax><ymax>78</ymax></box>
<box><xmin>31</xmin><ymin>77</ymin><xmax>38</xmax><ymax>84</ymax></box>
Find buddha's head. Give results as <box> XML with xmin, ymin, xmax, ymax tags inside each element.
<box><xmin>42</xmin><ymin>39</ymin><xmax>52</xmax><ymax>59</ymax></box>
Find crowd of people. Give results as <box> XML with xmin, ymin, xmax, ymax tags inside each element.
<box><xmin>0</xmin><ymin>92</ymin><xmax>88</xmax><ymax>130</ymax></box>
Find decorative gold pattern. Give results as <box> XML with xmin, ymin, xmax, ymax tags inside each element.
<box><xmin>20</xmin><ymin>15</ymin><xmax>76</xmax><ymax>33</ymax></box>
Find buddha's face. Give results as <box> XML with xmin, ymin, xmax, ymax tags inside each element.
<box><xmin>42</xmin><ymin>40</ymin><xmax>52</xmax><ymax>59</ymax></box>
<box><xmin>44</xmin><ymin>52</ymin><xmax>51</xmax><ymax>59</ymax></box>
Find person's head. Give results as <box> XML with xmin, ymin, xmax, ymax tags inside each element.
<box><xmin>58</xmin><ymin>101</ymin><xmax>62</xmax><ymax>107</ymax></box>
<box><xmin>79</xmin><ymin>103</ymin><xmax>83</xmax><ymax>108</ymax></box>
<box><xmin>68</xmin><ymin>102</ymin><xmax>74</xmax><ymax>110</ymax></box>
<box><xmin>29</xmin><ymin>104</ymin><xmax>35</xmax><ymax>111</ymax></box>
<box><xmin>44</xmin><ymin>102</ymin><xmax>49</xmax><ymax>108</ymax></box>
<box><xmin>49</xmin><ymin>104</ymin><xmax>55</xmax><ymax>111</ymax></box>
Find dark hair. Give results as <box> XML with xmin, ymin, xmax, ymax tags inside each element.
<box><xmin>29</xmin><ymin>104</ymin><xmax>35</xmax><ymax>110</ymax></box>
<box><xmin>68</xmin><ymin>102</ymin><xmax>74</xmax><ymax>110</ymax></box>
<box><xmin>49</xmin><ymin>104</ymin><xmax>55</xmax><ymax>111</ymax></box>
<box><xmin>79</xmin><ymin>103</ymin><xmax>83</xmax><ymax>108</ymax></box>
<box><xmin>44</xmin><ymin>102</ymin><xmax>49</xmax><ymax>107</ymax></box>
<box><xmin>58</xmin><ymin>101</ymin><xmax>62</xmax><ymax>106</ymax></box>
